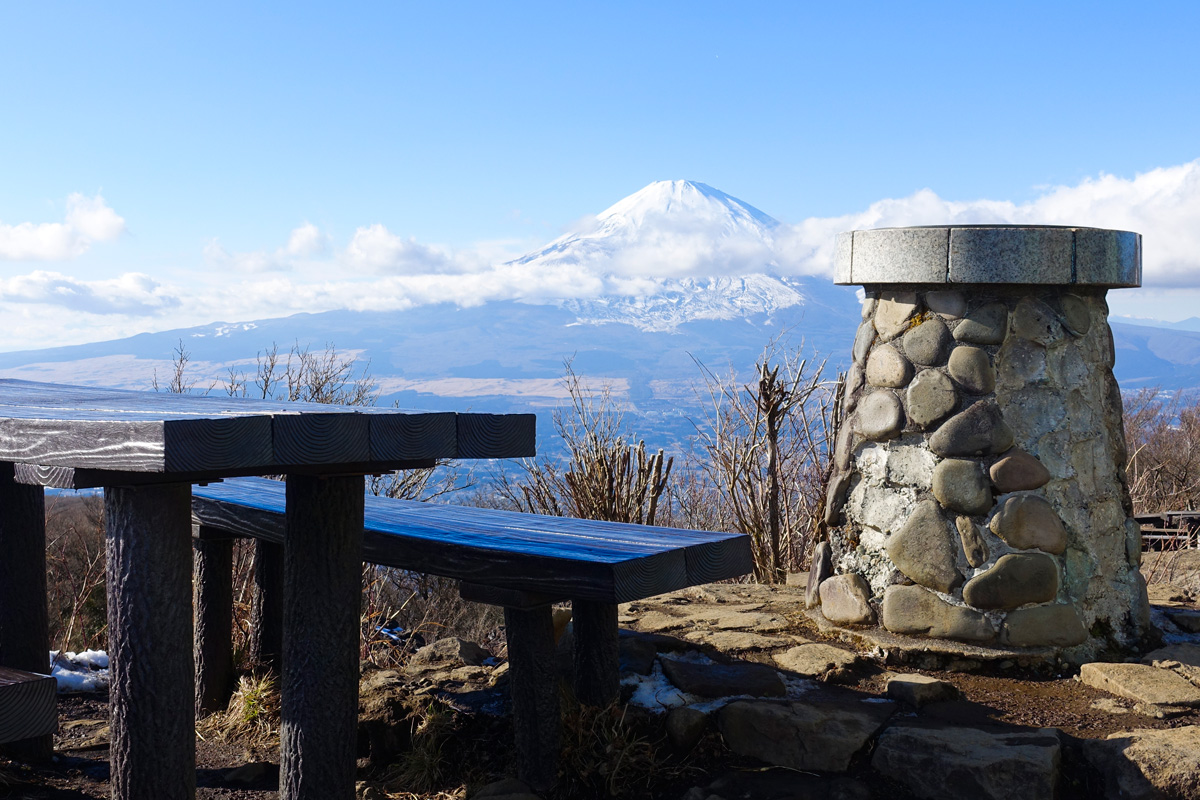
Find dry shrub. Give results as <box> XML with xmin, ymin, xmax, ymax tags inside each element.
<box><xmin>382</xmin><ymin>704</ymin><xmax>457</xmax><ymax>793</ymax></box>
<box><xmin>197</xmin><ymin>673</ymin><xmax>281</xmax><ymax>748</ymax></box>
<box><xmin>361</xmin><ymin>569</ymin><xmax>504</xmax><ymax>668</ymax></box>
<box><xmin>691</xmin><ymin>345</ymin><xmax>835</xmax><ymax>582</ymax></box>
<box><xmin>556</xmin><ymin>697</ymin><xmax>701</xmax><ymax>799</ymax></box>
<box><xmin>44</xmin><ymin>493</ymin><xmax>107</xmax><ymax>651</ymax></box>
<box><xmin>496</xmin><ymin>360</ymin><xmax>673</xmax><ymax>525</ymax></box>
<box><xmin>1122</xmin><ymin>387</ymin><xmax>1200</xmax><ymax>584</ymax></box>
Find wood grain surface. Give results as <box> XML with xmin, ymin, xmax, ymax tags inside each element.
<box><xmin>0</xmin><ymin>462</ymin><xmax>53</xmax><ymax>760</ymax></box>
<box><xmin>0</xmin><ymin>379</ymin><xmax>532</xmax><ymax>477</ymax></box>
<box><xmin>279</xmin><ymin>475</ymin><xmax>363</xmax><ymax>800</ymax></box>
<box><xmin>105</xmin><ymin>483</ymin><xmax>195</xmax><ymax>800</ymax></box>
<box><xmin>192</xmin><ymin>477</ymin><xmax>752</xmax><ymax>603</ymax></box>
<box><xmin>0</xmin><ymin>667</ymin><xmax>56</xmax><ymax>746</ymax></box>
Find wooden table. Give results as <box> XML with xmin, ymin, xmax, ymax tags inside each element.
<box><xmin>0</xmin><ymin>379</ymin><xmax>533</xmax><ymax>800</ymax></box>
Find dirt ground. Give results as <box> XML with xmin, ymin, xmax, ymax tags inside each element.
<box><xmin>5</xmin><ymin>554</ymin><xmax>1200</xmax><ymax>799</ymax></box>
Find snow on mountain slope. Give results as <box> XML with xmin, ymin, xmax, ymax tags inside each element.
<box><xmin>508</xmin><ymin>180</ymin><xmax>782</xmax><ymax>280</ymax></box>
<box><xmin>503</xmin><ymin>180</ymin><xmax>854</xmax><ymax>332</ymax></box>
<box><xmin>561</xmin><ymin>274</ymin><xmax>827</xmax><ymax>332</ymax></box>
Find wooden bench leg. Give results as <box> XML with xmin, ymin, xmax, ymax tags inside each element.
<box><xmin>572</xmin><ymin>600</ymin><xmax>619</xmax><ymax>707</ymax></box>
<box><xmin>0</xmin><ymin>462</ymin><xmax>53</xmax><ymax>763</ymax></box>
<box><xmin>503</xmin><ymin>605</ymin><xmax>559</xmax><ymax>793</ymax></box>
<box><xmin>280</xmin><ymin>474</ymin><xmax>363</xmax><ymax>800</ymax></box>
<box><xmin>193</xmin><ymin>532</ymin><xmax>234</xmax><ymax>716</ymax></box>
<box><xmin>250</xmin><ymin>538</ymin><xmax>284</xmax><ymax>670</ymax></box>
<box><xmin>106</xmin><ymin>483</ymin><xmax>196</xmax><ymax>800</ymax></box>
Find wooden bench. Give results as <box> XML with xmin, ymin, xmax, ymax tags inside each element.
<box><xmin>191</xmin><ymin>476</ymin><xmax>752</xmax><ymax>791</ymax></box>
<box><xmin>0</xmin><ymin>667</ymin><xmax>56</xmax><ymax>747</ymax></box>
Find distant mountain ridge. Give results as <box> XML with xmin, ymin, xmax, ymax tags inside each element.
<box><xmin>0</xmin><ymin>179</ymin><xmax>1198</xmax><ymax>453</ymax></box>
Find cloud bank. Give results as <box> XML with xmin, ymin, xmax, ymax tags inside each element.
<box><xmin>4</xmin><ymin>160</ymin><xmax>1200</xmax><ymax>349</ymax></box>
<box><xmin>0</xmin><ymin>194</ymin><xmax>126</xmax><ymax>261</ymax></box>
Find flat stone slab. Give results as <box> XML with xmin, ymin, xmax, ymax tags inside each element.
<box><xmin>659</xmin><ymin>657</ymin><xmax>786</xmax><ymax>699</ymax></box>
<box><xmin>774</xmin><ymin>643</ymin><xmax>861</xmax><ymax>678</ymax></box>
<box><xmin>718</xmin><ymin>695</ymin><xmax>896</xmax><ymax>772</ymax></box>
<box><xmin>683</xmin><ymin>630</ymin><xmax>798</xmax><ymax>651</ymax></box>
<box><xmin>1084</xmin><ymin>725</ymin><xmax>1200</xmax><ymax>800</ymax></box>
<box><xmin>806</xmin><ymin>607</ymin><xmax>1055</xmax><ymax>666</ymax></box>
<box><xmin>872</xmin><ymin>720</ymin><xmax>1061</xmax><ymax>800</ymax></box>
<box><xmin>885</xmin><ymin>673</ymin><xmax>962</xmax><ymax>707</ymax></box>
<box><xmin>1079</xmin><ymin>662</ymin><xmax>1200</xmax><ymax>707</ymax></box>
<box><xmin>834</xmin><ymin>225</ymin><xmax>1140</xmax><ymax>287</ymax></box>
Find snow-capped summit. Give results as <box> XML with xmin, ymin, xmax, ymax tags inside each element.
<box><xmin>507</xmin><ymin>180</ymin><xmax>782</xmax><ymax>279</ymax></box>
<box><xmin>593</xmin><ymin>179</ymin><xmax>780</xmax><ymax>232</ymax></box>
<box><xmin>503</xmin><ymin>180</ymin><xmax>852</xmax><ymax>332</ymax></box>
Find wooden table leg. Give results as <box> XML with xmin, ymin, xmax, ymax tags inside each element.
<box><xmin>0</xmin><ymin>462</ymin><xmax>52</xmax><ymax>762</ymax></box>
<box><xmin>193</xmin><ymin>531</ymin><xmax>234</xmax><ymax>716</ymax></box>
<box><xmin>503</xmin><ymin>605</ymin><xmax>559</xmax><ymax>792</ymax></box>
<box><xmin>572</xmin><ymin>600</ymin><xmax>619</xmax><ymax>707</ymax></box>
<box><xmin>250</xmin><ymin>538</ymin><xmax>284</xmax><ymax>670</ymax></box>
<box><xmin>106</xmin><ymin>483</ymin><xmax>195</xmax><ymax>800</ymax></box>
<box><xmin>280</xmin><ymin>474</ymin><xmax>363</xmax><ymax>800</ymax></box>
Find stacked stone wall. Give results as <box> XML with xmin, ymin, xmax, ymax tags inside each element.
<box><xmin>825</xmin><ymin>285</ymin><xmax>1151</xmax><ymax>658</ymax></box>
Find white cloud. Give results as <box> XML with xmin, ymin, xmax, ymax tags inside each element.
<box><xmin>0</xmin><ymin>271</ymin><xmax>179</xmax><ymax>315</ymax></box>
<box><xmin>285</xmin><ymin>222</ymin><xmax>328</xmax><ymax>257</ymax></box>
<box><xmin>205</xmin><ymin>223</ymin><xmax>331</xmax><ymax>273</ymax></box>
<box><xmin>0</xmin><ymin>194</ymin><xmax>126</xmax><ymax>261</ymax></box>
<box><xmin>9</xmin><ymin>160</ymin><xmax>1200</xmax><ymax>351</ymax></box>
<box><xmin>778</xmin><ymin>159</ymin><xmax>1200</xmax><ymax>287</ymax></box>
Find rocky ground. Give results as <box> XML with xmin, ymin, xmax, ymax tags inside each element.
<box><xmin>5</xmin><ymin>560</ymin><xmax>1200</xmax><ymax>800</ymax></box>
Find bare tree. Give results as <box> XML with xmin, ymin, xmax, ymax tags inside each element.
<box><xmin>1124</xmin><ymin>387</ymin><xmax>1200</xmax><ymax>513</ymax></box>
<box><xmin>152</xmin><ymin>339</ymin><xmax>200</xmax><ymax>394</ymax></box>
<box><xmin>497</xmin><ymin>360</ymin><xmax>673</xmax><ymax>525</ymax></box>
<box><xmin>691</xmin><ymin>344</ymin><xmax>833</xmax><ymax>583</ymax></box>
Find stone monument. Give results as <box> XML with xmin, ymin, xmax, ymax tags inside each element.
<box><xmin>820</xmin><ymin>225</ymin><xmax>1151</xmax><ymax>662</ymax></box>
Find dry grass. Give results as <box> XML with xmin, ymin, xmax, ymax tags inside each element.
<box><xmin>197</xmin><ymin>673</ymin><xmax>281</xmax><ymax>748</ymax></box>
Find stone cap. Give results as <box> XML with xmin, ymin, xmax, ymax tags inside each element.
<box><xmin>833</xmin><ymin>225</ymin><xmax>1141</xmax><ymax>287</ymax></box>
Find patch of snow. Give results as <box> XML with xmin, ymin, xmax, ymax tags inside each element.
<box><xmin>622</xmin><ymin>662</ymin><xmax>696</xmax><ymax>712</ymax></box>
<box><xmin>50</xmin><ymin>649</ymin><xmax>110</xmax><ymax>693</ymax></box>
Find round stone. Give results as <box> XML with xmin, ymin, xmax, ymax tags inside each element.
<box><xmin>988</xmin><ymin>494</ymin><xmax>1068</xmax><ymax>554</ymax></box>
<box><xmin>880</xmin><ymin>584</ymin><xmax>995</xmax><ymax>642</ymax></box>
<box><xmin>902</xmin><ymin>317</ymin><xmax>952</xmax><ymax>366</ymax></box>
<box><xmin>824</xmin><ymin>470</ymin><xmax>852</xmax><ymax>525</ymax></box>
<box><xmin>805</xmin><ymin>541</ymin><xmax>833</xmax><ymax>609</ymax></box>
<box><xmin>953</xmin><ymin>302</ymin><xmax>1007</xmax><ymax>345</ymax></box>
<box><xmin>905</xmin><ymin>370</ymin><xmax>957</xmax><ymax>429</ymax></box>
<box><xmin>956</xmin><ymin>516</ymin><xmax>989</xmax><ymax>568</ymax></box>
<box><xmin>1001</xmin><ymin>603</ymin><xmax>1087</xmax><ymax>647</ymax></box>
<box><xmin>1011</xmin><ymin>297</ymin><xmax>1065</xmax><ymax>346</ymax></box>
<box><xmin>961</xmin><ymin>553</ymin><xmax>1059</xmax><ymax>610</ymax></box>
<box><xmin>990</xmin><ymin>449</ymin><xmax>1051</xmax><ymax>492</ymax></box>
<box><xmin>865</xmin><ymin>345</ymin><xmax>913</xmax><ymax>388</ymax></box>
<box><xmin>932</xmin><ymin>459</ymin><xmax>992</xmax><ymax>516</ymax></box>
<box><xmin>874</xmin><ymin>291</ymin><xmax>919</xmax><ymax>341</ymax></box>
<box><xmin>996</xmin><ymin>337</ymin><xmax>1047</xmax><ymax>390</ymax></box>
<box><xmin>854</xmin><ymin>392</ymin><xmax>904</xmax><ymax>441</ymax></box>
<box><xmin>886</xmin><ymin>499</ymin><xmax>963</xmax><ymax>594</ymax></box>
<box><xmin>862</xmin><ymin>296</ymin><xmax>878</xmax><ymax>321</ymax></box>
<box><xmin>1058</xmin><ymin>295</ymin><xmax>1091</xmax><ymax>336</ymax></box>
<box><xmin>925</xmin><ymin>290</ymin><xmax>966</xmax><ymax>319</ymax></box>
<box><xmin>853</xmin><ymin>321</ymin><xmax>876</xmax><ymax>365</ymax></box>
<box><xmin>844</xmin><ymin>363</ymin><xmax>865</xmax><ymax>414</ymax></box>
<box><xmin>928</xmin><ymin>401</ymin><xmax>1014</xmax><ymax>457</ymax></box>
<box><xmin>947</xmin><ymin>346</ymin><xmax>995</xmax><ymax>395</ymax></box>
<box><xmin>818</xmin><ymin>573</ymin><xmax>876</xmax><ymax>626</ymax></box>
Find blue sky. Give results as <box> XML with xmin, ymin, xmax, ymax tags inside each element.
<box><xmin>2</xmin><ymin>2</ymin><xmax>1200</xmax><ymax>349</ymax></box>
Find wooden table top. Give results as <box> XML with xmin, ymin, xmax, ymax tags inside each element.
<box><xmin>0</xmin><ymin>379</ymin><xmax>534</xmax><ymax>487</ymax></box>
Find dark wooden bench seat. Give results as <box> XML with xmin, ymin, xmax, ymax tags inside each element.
<box><xmin>190</xmin><ymin>476</ymin><xmax>752</xmax><ymax>790</ymax></box>
<box><xmin>0</xmin><ymin>666</ymin><xmax>56</xmax><ymax>747</ymax></box>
